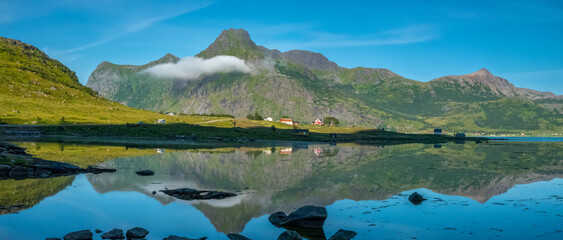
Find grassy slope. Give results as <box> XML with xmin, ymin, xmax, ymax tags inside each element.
<box><xmin>0</xmin><ymin>37</ymin><xmax>225</xmax><ymax>125</ymax></box>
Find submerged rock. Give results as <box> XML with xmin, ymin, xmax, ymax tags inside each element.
<box><xmin>63</xmin><ymin>230</ymin><xmax>93</xmax><ymax>240</ymax></box>
<box><xmin>95</xmin><ymin>229</ymin><xmax>102</xmax><ymax>233</ymax></box>
<box><xmin>277</xmin><ymin>230</ymin><xmax>302</xmax><ymax>240</ymax></box>
<box><xmin>279</xmin><ymin>205</ymin><xmax>327</xmax><ymax>229</ymax></box>
<box><xmin>163</xmin><ymin>235</ymin><xmax>207</xmax><ymax>240</ymax></box>
<box><xmin>125</xmin><ymin>227</ymin><xmax>149</xmax><ymax>239</ymax></box>
<box><xmin>328</xmin><ymin>229</ymin><xmax>357</xmax><ymax>240</ymax></box>
<box><xmin>226</xmin><ymin>233</ymin><xmax>252</xmax><ymax>240</ymax></box>
<box><xmin>268</xmin><ymin>211</ymin><xmax>288</xmax><ymax>227</ymax></box>
<box><xmin>160</xmin><ymin>188</ymin><xmax>237</xmax><ymax>200</ymax></box>
<box><xmin>101</xmin><ymin>228</ymin><xmax>124</xmax><ymax>239</ymax></box>
<box><xmin>135</xmin><ymin>170</ymin><xmax>154</xmax><ymax>176</ymax></box>
<box><xmin>408</xmin><ymin>192</ymin><xmax>426</xmax><ymax>205</ymax></box>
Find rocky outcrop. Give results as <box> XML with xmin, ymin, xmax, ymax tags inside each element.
<box><xmin>0</xmin><ymin>143</ymin><xmax>115</xmax><ymax>180</ymax></box>
<box><xmin>135</xmin><ymin>170</ymin><xmax>154</xmax><ymax>176</ymax></box>
<box><xmin>277</xmin><ymin>230</ymin><xmax>303</xmax><ymax>240</ymax></box>
<box><xmin>160</xmin><ymin>188</ymin><xmax>237</xmax><ymax>200</ymax></box>
<box><xmin>226</xmin><ymin>233</ymin><xmax>252</xmax><ymax>240</ymax></box>
<box><xmin>125</xmin><ymin>227</ymin><xmax>149</xmax><ymax>239</ymax></box>
<box><xmin>328</xmin><ymin>229</ymin><xmax>357</xmax><ymax>240</ymax></box>
<box><xmin>101</xmin><ymin>228</ymin><xmax>124</xmax><ymax>239</ymax></box>
<box><xmin>408</xmin><ymin>192</ymin><xmax>426</xmax><ymax>205</ymax></box>
<box><xmin>62</xmin><ymin>230</ymin><xmax>93</xmax><ymax>240</ymax></box>
<box><xmin>277</xmin><ymin>205</ymin><xmax>328</xmax><ymax>229</ymax></box>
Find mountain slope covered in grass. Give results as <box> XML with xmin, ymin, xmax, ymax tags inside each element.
<box><xmin>0</xmin><ymin>37</ymin><xmax>212</xmax><ymax>125</ymax></box>
<box><xmin>86</xmin><ymin>29</ymin><xmax>563</xmax><ymax>133</ymax></box>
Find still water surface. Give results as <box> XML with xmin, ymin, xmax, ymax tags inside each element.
<box><xmin>1</xmin><ymin>141</ymin><xmax>562</xmax><ymax>239</ymax></box>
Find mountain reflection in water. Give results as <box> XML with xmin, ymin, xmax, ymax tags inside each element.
<box><xmin>0</xmin><ymin>141</ymin><xmax>562</xmax><ymax>239</ymax></box>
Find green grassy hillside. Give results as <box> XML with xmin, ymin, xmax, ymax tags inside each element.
<box><xmin>0</xmin><ymin>36</ymin><xmax>222</xmax><ymax>125</ymax></box>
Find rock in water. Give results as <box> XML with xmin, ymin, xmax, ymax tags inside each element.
<box><xmin>160</xmin><ymin>188</ymin><xmax>236</xmax><ymax>200</ymax></box>
<box><xmin>328</xmin><ymin>229</ymin><xmax>357</xmax><ymax>240</ymax></box>
<box><xmin>101</xmin><ymin>228</ymin><xmax>124</xmax><ymax>239</ymax></box>
<box><xmin>279</xmin><ymin>205</ymin><xmax>327</xmax><ymax>229</ymax></box>
<box><xmin>163</xmin><ymin>235</ymin><xmax>207</xmax><ymax>240</ymax></box>
<box><xmin>63</xmin><ymin>230</ymin><xmax>93</xmax><ymax>240</ymax></box>
<box><xmin>95</xmin><ymin>229</ymin><xmax>102</xmax><ymax>233</ymax></box>
<box><xmin>277</xmin><ymin>230</ymin><xmax>303</xmax><ymax>240</ymax></box>
<box><xmin>126</xmin><ymin>227</ymin><xmax>149</xmax><ymax>239</ymax></box>
<box><xmin>408</xmin><ymin>192</ymin><xmax>426</xmax><ymax>205</ymax></box>
<box><xmin>135</xmin><ymin>170</ymin><xmax>155</xmax><ymax>176</ymax></box>
<box><xmin>268</xmin><ymin>211</ymin><xmax>288</xmax><ymax>227</ymax></box>
<box><xmin>226</xmin><ymin>233</ymin><xmax>252</xmax><ymax>240</ymax></box>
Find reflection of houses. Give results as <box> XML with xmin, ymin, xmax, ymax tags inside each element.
<box><xmin>294</xmin><ymin>129</ymin><xmax>309</xmax><ymax>136</ymax></box>
<box><xmin>280</xmin><ymin>118</ymin><xmax>293</xmax><ymax>125</ymax></box>
<box><xmin>434</xmin><ymin>128</ymin><xmax>442</xmax><ymax>135</ymax></box>
<box><xmin>313</xmin><ymin>147</ymin><xmax>323</xmax><ymax>156</ymax></box>
<box><xmin>262</xmin><ymin>149</ymin><xmax>272</xmax><ymax>154</ymax></box>
<box><xmin>312</xmin><ymin>118</ymin><xmax>324</xmax><ymax>126</ymax></box>
<box><xmin>264</xmin><ymin>117</ymin><xmax>273</xmax><ymax>122</ymax></box>
<box><xmin>280</xmin><ymin>148</ymin><xmax>293</xmax><ymax>154</ymax></box>
<box><xmin>156</xmin><ymin>149</ymin><xmax>165</xmax><ymax>153</ymax></box>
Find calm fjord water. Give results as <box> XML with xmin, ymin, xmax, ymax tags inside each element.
<box><xmin>1</xmin><ymin>140</ymin><xmax>562</xmax><ymax>239</ymax></box>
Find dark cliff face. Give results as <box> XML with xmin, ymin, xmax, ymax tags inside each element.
<box><xmin>85</xmin><ymin>29</ymin><xmax>563</xmax><ymax>131</ymax></box>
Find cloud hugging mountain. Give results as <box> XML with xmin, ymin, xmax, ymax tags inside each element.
<box><xmin>143</xmin><ymin>56</ymin><xmax>250</xmax><ymax>81</ymax></box>
<box><xmin>86</xmin><ymin>28</ymin><xmax>563</xmax><ymax>132</ymax></box>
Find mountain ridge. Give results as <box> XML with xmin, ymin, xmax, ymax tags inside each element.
<box><xmin>86</xmin><ymin>29</ymin><xmax>563</xmax><ymax>132</ymax></box>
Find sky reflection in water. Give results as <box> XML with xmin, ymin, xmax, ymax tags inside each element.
<box><xmin>0</xmin><ymin>141</ymin><xmax>562</xmax><ymax>239</ymax></box>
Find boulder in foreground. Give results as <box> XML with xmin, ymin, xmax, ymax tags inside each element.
<box><xmin>328</xmin><ymin>229</ymin><xmax>357</xmax><ymax>240</ymax></box>
<box><xmin>125</xmin><ymin>227</ymin><xmax>149</xmax><ymax>239</ymax></box>
<box><xmin>408</xmin><ymin>192</ymin><xmax>427</xmax><ymax>205</ymax></box>
<box><xmin>226</xmin><ymin>233</ymin><xmax>252</xmax><ymax>240</ymax></box>
<box><xmin>279</xmin><ymin>205</ymin><xmax>327</xmax><ymax>229</ymax></box>
<box><xmin>63</xmin><ymin>230</ymin><xmax>93</xmax><ymax>240</ymax></box>
<box><xmin>135</xmin><ymin>170</ymin><xmax>155</xmax><ymax>176</ymax></box>
<box><xmin>277</xmin><ymin>230</ymin><xmax>302</xmax><ymax>240</ymax></box>
<box><xmin>101</xmin><ymin>228</ymin><xmax>124</xmax><ymax>239</ymax></box>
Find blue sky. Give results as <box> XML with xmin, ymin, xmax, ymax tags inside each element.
<box><xmin>1</xmin><ymin>0</ymin><xmax>562</xmax><ymax>94</ymax></box>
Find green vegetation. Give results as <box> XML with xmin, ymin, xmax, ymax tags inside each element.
<box><xmin>246</xmin><ymin>111</ymin><xmax>263</xmax><ymax>120</ymax></box>
<box><xmin>0</xmin><ymin>36</ymin><xmax>229</xmax><ymax>125</ymax></box>
<box><xmin>323</xmin><ymin>117</ymin><xmax>340</xmax><ymax>126</ymax></box>
<box><xmin>86</xmin><ymin>29</ymin><xmax>563</xmax><ymax>134</ymax></box>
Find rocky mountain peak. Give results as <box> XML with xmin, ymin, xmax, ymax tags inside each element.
<box><xmin>470</xmin><ymin>68</ymin><xmax>493</xmax><ymax>76</ymax></box>
<box><xmin>197</xmin><ymin>28</ymin><xmax>263</xmax><ymax>59</ymax></box>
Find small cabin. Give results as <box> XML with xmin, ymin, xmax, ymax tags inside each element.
<box><xmin>293</xmin><ymin>121</ymin><xmax>300</xmax><ymax>126</ymax></box>
<box><xmin>157</xmin><ymin>119</ymin><xmax>166</xmax><ymax>124</ymax></box>
<box><xmin>434</xmin><ymin>128</ymin><xmax>442</xmax><ymax>135</ymax></box>
<box><xmin>264</xmin><ymin>117</ymin><xmax>273</xmax><ymax>122</ymax></box>
<box><xmin>313</xmin><ymin>118</ymin><xmax>324</xmax><ymax>126</ymax></box>
<box><xmin>280</xmin><ymin>118</ymin><xmax>293</xmax><ymax>125</ymax></box>
<box><xmin>165</xmin><ymin>112</ymin><xmax>175</xmax><ymax>116</ymax></box>
<box><xmin>280</xmin><ymin>148</ymin><xmax>293</xmax><ymax>155</ymax></box>
<box><xmin>294</xmin><ymin>129</ymin><xmax>309</xmax><ymax>136</ymax></box>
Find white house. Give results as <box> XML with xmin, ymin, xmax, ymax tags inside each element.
<box><xmin>157</xmin><ymin>119</ymin><xmax>166</xmax><ymax>124</ymax></box>
<box><xmin>264</xmin><ymin>117</ymin><xmax>273</xmax><ymax>122</ymax></box>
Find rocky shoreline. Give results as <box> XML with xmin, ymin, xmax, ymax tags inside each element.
<box><xmin>0</xmin><ymin>143</ymin><xmax>115</xmax><ymax>180</ymax></box>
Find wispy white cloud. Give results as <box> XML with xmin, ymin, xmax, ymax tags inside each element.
<box><xmin>269</xmin><ymin>24</ymin><xmax>438</xmax><ymax>50</ymax></box>
<box><xmin>142</xmin><ymin>56</ymin><xmax>250</xmax><ymax>80</ymax></box>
